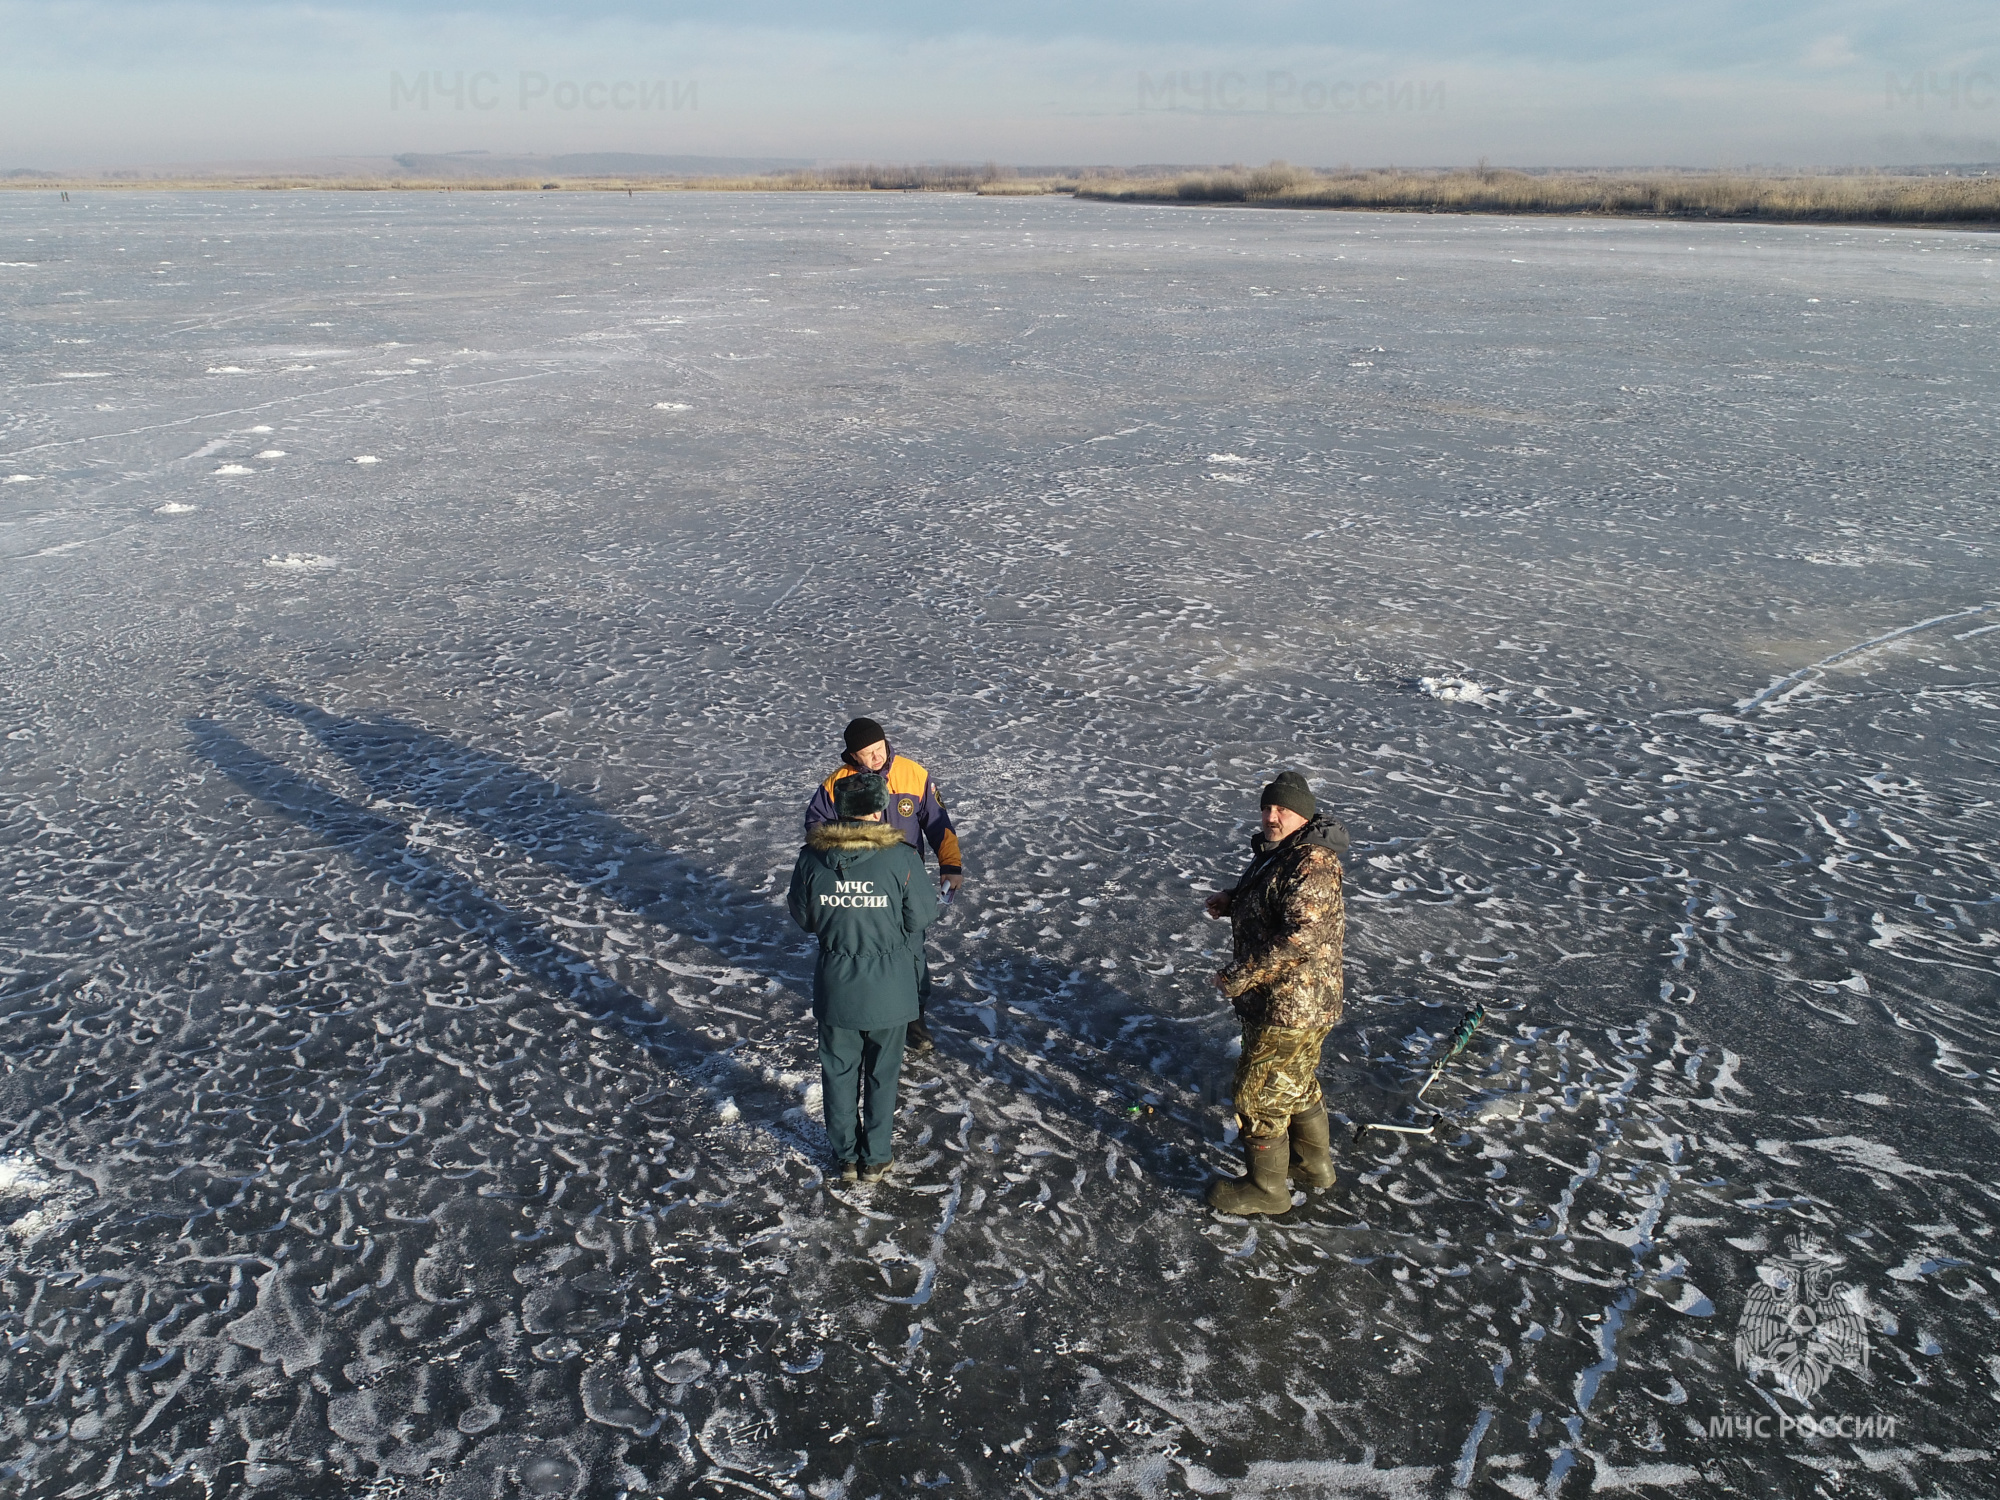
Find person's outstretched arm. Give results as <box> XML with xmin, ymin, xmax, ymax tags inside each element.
<box><xmin>916</xmin><ymin>776</ymin><xmax>962</xmax><ymax>879</ymax></box>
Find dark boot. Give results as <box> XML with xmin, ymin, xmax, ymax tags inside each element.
<box><xmin>1287</xmin><ymin>1104</ymin><xmax>1337</xmax><ymax>1190</ymax></box>
<box><xmin>1205</xmin><ymin>1132</ymin><xmax>1293</xmax><ymax>1215</ymax></box>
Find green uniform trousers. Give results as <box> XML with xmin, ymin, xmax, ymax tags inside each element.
<box><xmin>818</xmin><ymin>1021</ymin><xmax>907</xmax><ymax>1168</ymax></box>
<box><xmin>1231</xmin><ymin>1021</ymin><xmax>1333</xmax><ymax>1138</ymax></box>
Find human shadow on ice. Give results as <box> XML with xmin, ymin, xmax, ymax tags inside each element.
<box><xmin>186</xmin><ymin>713</ymin><xmax>810</xmax><ymax>1154</ymax></box>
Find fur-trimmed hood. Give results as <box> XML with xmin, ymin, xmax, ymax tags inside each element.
<box><xmin>807</xmin><ymin>819</ymin><xmax>907</xmax><ymax>853</ymax></box>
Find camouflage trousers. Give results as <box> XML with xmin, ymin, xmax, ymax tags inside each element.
<box><xmin>1231</xmin><ymin>1022</ymin><xmax>1333</xmax><ymax>1138</ymax></box>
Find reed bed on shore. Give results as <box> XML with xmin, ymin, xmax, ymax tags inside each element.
<box><xmin>1074</xmin><ymin>164</ymin><xmax>2000</xmax><ymax>223</ymax></box>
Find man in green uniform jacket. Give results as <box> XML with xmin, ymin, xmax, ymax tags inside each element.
<box><xmin>786</xmin><ymin>773</ymin><xmax>942</xmax><ymax>1183</ymax></box>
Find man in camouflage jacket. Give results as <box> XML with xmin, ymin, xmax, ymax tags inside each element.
<box><xmin>1204</xmin><ymin>770</ymin><xmax>1350</xmax><ymax>1215</ymax></box>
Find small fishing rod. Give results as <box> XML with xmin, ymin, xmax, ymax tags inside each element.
<box><xmin>1352</xmin><ymin>1002</ymin><xmax>1486</xmax><ymax>1143</ymax></box>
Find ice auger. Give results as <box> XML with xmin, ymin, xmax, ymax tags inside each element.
<box><xmin>1352</xmin><ymin>1002</ymin><xmax>1486</xmax><ymax>1143</ymax></box>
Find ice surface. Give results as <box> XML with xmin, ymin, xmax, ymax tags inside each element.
<box><xmin>2</xmin><ymin>192</ymin><xmax>1997</xmax><ymax>1497</ymax></box>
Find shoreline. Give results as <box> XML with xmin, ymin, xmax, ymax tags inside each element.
<box><xmin>1072</xmin><ymin>165</ymin><xmax>2000</xmax><ymax>229</ymax></box>
<box><xmin>1073</xmin><ymin>195</ymin><xmax>2000</xmax><ymax>231</ymax></box>
<box><xmin>4</xmin><ymin>170</ymin><xmax>1997</xmax><ymax>230</ymax></box>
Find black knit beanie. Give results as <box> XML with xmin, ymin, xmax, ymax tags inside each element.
<box><xmin>843</xmin><ymin>717</ymin><xmax>887</xmax><ymax>756</ymax></box>
<box><xmin>835</xmin><ymin>773</ymin><xmax>890</xmax><ymax>819</ymax></box>
<box><xmin>1260</xmin><ymin>770</ymin><xmax>1316</xmax><ymax>820</ymax></box>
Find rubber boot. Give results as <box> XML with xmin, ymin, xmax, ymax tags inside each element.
<box><xmin>1205</xmin><ymin>1132</ymin><xmax>1294</xmax><ymax>1215</ymax></box>
<box><xmin>1287</xmin><ymin>1104</ymin><xmax>1337</xmax><ymax>1190</ymax></box>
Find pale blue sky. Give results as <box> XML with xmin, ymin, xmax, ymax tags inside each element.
<box><xmin>1</xmin><ymin>1</ymin><xmax>1992</xmax><ymax>169</ymax></box>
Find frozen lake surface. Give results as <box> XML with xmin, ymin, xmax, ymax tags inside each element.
<box><xmin>2</xmin><ymin>191</ymin><xmax>1997</xmax><ymax>1498</ymax></box>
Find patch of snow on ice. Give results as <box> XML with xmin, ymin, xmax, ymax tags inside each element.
<box><xmin>206</xmin><ymin>366</ymin><xmax>250</xmax><ymax>374</ymax></box>
<box><xmin>213</xmin><ymin>464</ymin><xmax>255</xmax><ymax>476</ymax></box>
<box><xmin>4</xmin><ymin>474</ymin><xmax>37</xmax><ymax>483</ymax></box>
<box><xmin>1180</xmin><ymin>1457</ymin><xmax>1443</xmax><ymax>1497</ymax></box>
<box><xmin>1453</xmin><ymin>1409</ymin><xmax>1496</xmax><ymax>1488</ymax></box>
<box><xmin>1886</xmin><ymin>1252</ymin><xmax>1971</xmax><ymax>1283</ymax></box>
<box><xmin>155</xmin><ymin>502</ymin><xmax>197</xmax><ymax>514</ymax></box>
<box><xmin>254</xmin><ymin>449</ymin><xmax>287</xmax><ymax>459</ymax></box>
<box><xmin>351</xmin><ymin>455</ymin><xmax>380</xmax><ymax>464</ymax></box>
<box><xmin>57</xmin><ymin>371</ymin><xmax>111</xmax><ymax>379</ymax></box>
<box><xmin>0</xmin><ymin>1155</ymin><xmax>50</xmax><ymax>1194</ymax></box>
<box><xmin>264</xmin><ymin>553</ymin><xmax>335</xmax><ymax>572</ymax></box>
<box><xmin>1590</xmin><ymin>1460</ymin><xmax>1703</xmax><ymax>1490</ymax></box>
<box><xmin>654</xmin><ymin>402</ymin><xmax>692</xmax><ymax>411</ymax></box>
<box><xmin>1</xmin><ymin>1152</ymin><xmax>90</xmax><ymax>1242</ymax></box>
<box><xmin>1662</xmin><ymin>1281</ymin><xmax>1714</xmax><ymax>1316</ymax></box>
<box><xmin>1206</xmin><ymin>453</ymin><xmax>1250</xmax><ymax>464</ymax></box>
<box><xmin>1797</xmin><ymin>1136</ymin><xmax>1945</xmax><ymax>1182</ymax></box>
<box><xmin>1420</xmin><ymin>675</ymin><xmax>1514</xmax><ymax>708</ymax></box>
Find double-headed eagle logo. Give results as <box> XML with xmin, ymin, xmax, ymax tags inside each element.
<box><xmin>1735</xmin><ymin>1232</ymin><xmax>1870</xmax><ymax>1401</ymax></box>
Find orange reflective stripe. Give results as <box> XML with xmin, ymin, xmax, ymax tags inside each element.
<box><xmin>884</xmin><ymin>757</ymin><xmax>928</xmax><ymax>796</ymax></box>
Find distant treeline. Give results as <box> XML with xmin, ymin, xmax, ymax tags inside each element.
<box><xmin>1072</xmin><ymin>164</ymin><xmax>2000</xmax><ymax>224</ymax></box>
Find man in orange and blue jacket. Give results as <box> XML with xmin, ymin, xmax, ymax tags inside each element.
<box><xmin>804</xmin><ymin>717</ymin><xmax>963</xmax><ymax>1053</ymax></box>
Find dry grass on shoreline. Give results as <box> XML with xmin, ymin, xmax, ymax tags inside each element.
<box><xmin>6</xmin><ymin>163</ymin><xmax>1994</xmax><ymax>224</ymax></box>
<box><xmin>1074</xmin><ymin>164</ymin><xmax>2000</xmax><ymax>225</ymax></box>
